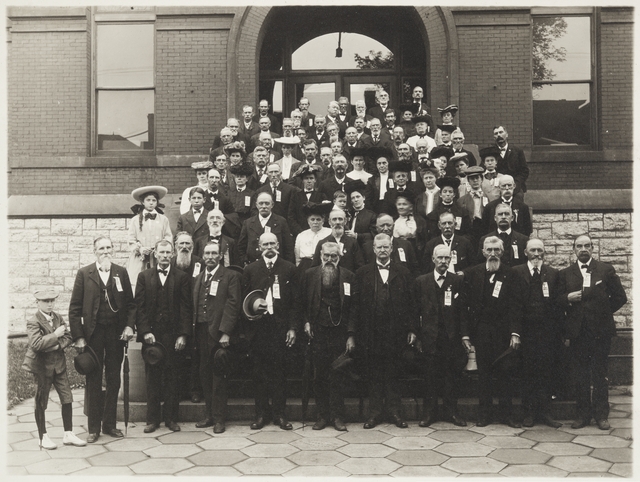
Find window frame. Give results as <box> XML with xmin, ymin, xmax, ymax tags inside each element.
<box><xmin>92</xmin><ymin>12</ymin><xmax>156</xmax><ymax>157</ymax></box>
<box><xmin>530</xmin><ymin>9</ymin><xmax>598</xmax><ymax>151</ymax></box>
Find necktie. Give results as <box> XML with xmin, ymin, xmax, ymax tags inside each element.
<box><xmin>485</xmin><ymin>173</ymin><xmax>496</xmax><ymax>180</ymax></box>
<box><xmin>398</xmin><ymin>187</ymin><xmax>405</xmax><ymax>192</ymax></box>
<box><xmin>158</xmin><ymin>268</ymin><xmax>168</xmax><ymax>276</ymax></box>
<box><xmin>210</xmin><ymin>191</ymin><xmax>218</xmax><ymax>200</ymax></box>
<box><xmin>373</xmin><ymin>136</ymin><xmax>378</xmax><ymax>143</ymax></box>
<box><xmin>205</xmin><ymin>269</ymin><xmax>214</xmax><ymax>283</ymax></box>
<box><xmin>581</xmin><ymin>264</ymin><xmax>589</xmax><ymax>270</ymax></box>
<box><xmin>258</xmin><ymin>168</ymin><xmax>263</xmax><ymax>177</ymax></box>
<box><xmin>533</xmin><ymin>267</ymin><xmax>540</xmax><ymax>277</ymax></box>
<box><xmin>472</xmin><ymin>191</ymin><xmax>482</xmax><ymax>198</ymax></box>
<box><xmin>144</xmin><ymin>213</ymin><xmax>157</xmax><ymax>221</ymax></box>
<box><xmin>500</xmin><ymin>148</ymin><xmax>506</xmax><ymax>158</ymax></box>
<box><xmin>499</xmin><ymin>231</ymin><xmax>509</xmax><ymax>244</ymax></box>
<box><xmin>267</xmin><ymin>261</ymin><xmax>274</xmax><ymax>271</ymax></box>
<box><xmin>445</xmin><ymin>239</ymin><xmax>451</xmax><ymax>246</ymax></box>
<box><xmin>209</xmin><ymin>235</ymin><xmax>221</xmax><ymax>242</ymax></box>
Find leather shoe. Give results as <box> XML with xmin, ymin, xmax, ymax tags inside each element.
<box><xmin>363</xmin><ymin>418</ymin><xmax>378</xmax><ymax>429</ymax></box>
<box><xmin>86</xmin><ymin>433</ymin><xmax>100</xmax><ymax>444</ymax></box>
<box><xmin>596</xmin><ymin>419</ymin><xmax>611</xmax><ymax>430</ymax></box>
<box><xmin>476</xmin><ymin>417</ymin><xmax>490</xmax><ymax>427</ymax></box>
<box><xmin>522</xmin><ymin>415</ymin><xmax>534</xmax><ymax>427</ymax></box>
<box><xmin>571</xmin><ymin>418</ymin><xmax>590</xmax><ymax>429</ymax></box>
<box><xmin>502</xmin><ymin>417</ymin><xmax>522</xmax><ymax>429</ymax></box>
<box><xmin>333</xmin><ymin>418</ymin><xmax>347</xmax><ymax>432</ymax></box>
<box><xmin>250</xmin><ymin>417</ymin><xmax>267</xmax><ymax>430</ymax></box>
<box><xmin>313</xmin><ymin>418</ymin><xmax>328</xmax><ymax>430</ymax></box>
<box><xmin>196</xmin><ymin>418</ymin><xmax>214</xmax><ymax>429</ymax></box>
<box><xmin>104</xmin><ymin>428</ymin><xmax>124</xmax><ymax>438</ymax></box>
<box><xmin>450</xmin><ymin>414</ymin><xmax>467</xmax><ymax>427</ymax></box>
<box><xmin>390</xmin><ymin>414</ymin><xmax>408</xmax><ymax>429</ymax></box>
<box><xmin>540</xmin><ymin>415</ymin><xmax>562</xmax><ymax>428</ymax></box>
<box><xmin>166</xmin><ymin>421</ymin><xmax>181</xmax><ymax>432</ymax></box>
<box><xmin>419</xmin><ymin>415</ymin><xmax>435</xmax><ymax>427</ymax></box>
<box><xmin>275</xmin><ymin>417</ymin><xmax>293</xmax><ymax>430</ymax></box>
<box><xmin>190</xmin><ymin>393</ymin><xmax>202</xmax><ymax>403</ymax></box>
<box><xmin>214</xmin><ymin>422</ymin><xmax>225</xmax><ymax>434</ymax></box>
<box><xmin>143</xmin><ymin>423</ymin><xmax>159</xmax><ymax>433</ymax></box>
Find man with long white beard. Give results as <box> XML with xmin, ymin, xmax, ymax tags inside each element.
<box><xmin>312</xmin><ymin>209</ymin><xmax>364</xmax><ymax>273</ymax></box>
<box><xmin>194</xmin><ymin>209</ymin><xmax>237</xmax><ymax>265</ymax></box>
<box><xmin>301</xmin><ymin>242</ymin><xmax>356</xmax><ymax>431</ymax></box>
<box><xmin>461</xmin><ymin>235</ymin><xmax>525</xmax><ymax>428</ymax></box>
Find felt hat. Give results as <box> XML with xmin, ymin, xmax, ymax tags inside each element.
<box><xmin>344</xmin><ymin>179</ymin><xmax>367</xmax><ymax>197</ymax></box>
<box><xmin>243</xmin><ymin>290</ymin><xmax>268</xmax><ymax>321</ymax></box>
<box><xmin>301</xmin><ymin>201</ymin><xmax>334</xmax><ymax>218</ymax></box>
<box><xmin>395</xmin><ymin>188</ymin><xmax>416</xmax><ymax>204</ymax></box>
<box><xmin>33</xmin><ymin>289</ymin><xmax>59</xmax><ymax>301</ymax></box>
<box><xmin>388</xmin><ymin>161</ymin><xmax>413</xmax><ymax>173</ymax></box>
<box><xmin>436</xmin><ymin>176</ymin><xmax>461</xmax><ymax>190</ymax></box>
<box><xmin>348</xmin><ymin>147</ymin><xmax>368</xmax><ymax>158</ymax></box>
<box><xmin>366</xmin><ymin>146</ymin><xmax>394</xmax><ymax>161</ymax></box>
<box><xmin>479</xmin><ymin>146</ymin><xmax>501</xmax><ymax>161</ymax></box>
<box><xmin>191</xmin><ymin>160</ymin><xmax>213</xmax><ymax>171</ymax></box>
<box><xmin>273</xmin><ymin>136</ymin><xmax>300</xmax><ymax>145</ymax></box>
<box><xmin>74</xmin><ymin>346</ymin><xmax>100</xmax><ymax>376</ymax></box>
<box><xmin>142</xmin><ymin>342</ymin><xmax>167</xmax><ymax>366</ymax></box>
<box><xmin>438</xmin><ymin>124</ymin><xmax>457</xmax><ymax>134</ymax></box>
<box><xmin>229</xmin><ymin>163</ymin><xmax>254</xmax><ymax>177</ymax></box>
<box><xmin>398</xmin><ymin>103</ymin><xmax>419</xmax><ymax>115</ymax></box>
<box><xmin>429</xmin><ymin>146</ymin><xmax>453</xmax><ymax>160</ymax></box>
<box><xmin>413</xmin><ymin>115</ymin><xmax>431</xmax><ymax>125</ymax></box>
<box><xmin>293</xmin><ymin>163</ymin><xmax>323</xmax><ymax>179</ymax></box>
<box><xmin>131</xmin><ymin>185</ymin><xmax>168</xmax><ymax>203</ymax></box>
<box><xmin>437</xmin><ymin>104</ymin><xmax>459</xmax><ymax>115</ymax></box>
<box><xmin>450</xmin><ymin>152</ymin><xmax>470</xmax><ymax>165</ymax></box>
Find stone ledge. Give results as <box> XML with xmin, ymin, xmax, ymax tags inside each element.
<box><xmin>525</xmin><ymin>190</ymin><xmax>632</xmax><ymax>212</ymax></box>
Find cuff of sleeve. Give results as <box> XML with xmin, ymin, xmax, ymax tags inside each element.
<box><xmin>511</xmin><ymin>333</ymin><xmax>520</xmax><ymax>337</ymax></box>
<box><xmin>462</xmin><ymin>336</ymin><xmax>470</xmax><ymax>341</ymax></box>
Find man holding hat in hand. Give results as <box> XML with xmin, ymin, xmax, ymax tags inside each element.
<box><xmin>69</xmin><ymin>236</ymin><xmax>136</xmax><ymax>443</ymax></box>
<box><xmin>135</xmin><ymin>239</ymin><xmax>192</xmax><ymax>433</ymax></box>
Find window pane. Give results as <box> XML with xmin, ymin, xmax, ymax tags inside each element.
<box><xmin>533</xmin><ymin>83</ymin><xmax>591</xmax><ymax>145</ymax></box>
<box><xmin>97</xmin><ymin>24</ymin><xmax>154</xmax><ymax>87</ymax></box>
<box><xmin>97</xmin><ymin>90</ymin><xmax>154</xmax><ymax>150</ymax></box>
<box><xmin>349</xmin><ymin>82</ymin><xmax>390</xmax><ymax>111</ymax></box>
<box><xmin>292</xmin><ymin>32</ymin><xmax>394</xmax><ymax>71</ymax></box>
<box><xmin>295</xmin><ymin>82</ymin><xmax>336</xmax><ymax>113</ymax></box>
<box><xmin>532</xmin><ymin>16</ymin><xmax>591</xmax><ymax>82</ymax></box>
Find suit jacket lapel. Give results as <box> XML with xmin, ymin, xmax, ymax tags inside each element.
<box><xmin>89</xmin><ymin>264</ymin><xmax>100</xmax><ymax>286</ymax></box>
<box><xmin>36</xmin><ymin>311</ymin><xmax>54</xmax><ymax>334</ymax></box>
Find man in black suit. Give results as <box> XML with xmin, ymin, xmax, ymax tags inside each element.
<box><xmin>342</xmin><ymin>127</ymin><xmax>368</xmax><ymax>160</ymax></box>
<box><xmin>461</xmin><ymin>236</ymin><xmax>525</xmax><ymax>428</ymax></box>
<box><xmin>558</xmin><ymin>235</ymin><xmax>627</xmax><ymax>430</ymax></box>
<box><xmin>287</xmin><ymin>164</ymin><xmax>327</xmax><ymax>235</ymax></box>
<box><xmin>337</xmin><ymin>96</ymin><xmax>353</xmax><ymax>126</ymax></box>
<box><xmin>68</xmin><ymin>236</ymin><xmax>136</xmax><ymax>443</ymax></box>
<box><xmin>512</xmin><ymin>238</ymin><xmax>563</xmax><ymax>428</ymax></box>
<box><xmin>423</xmin><ymin>211</ymin><xmax>475</xmax><ymax>273</ymax></box>
<box><xmin>415</xmin><ymin>244</ymin><xmax>468</xmax><ymax>427</ymax></box>
<box><xmin>493</xmin><ymin>125</ymin><xmax>529</xmax><ymax>200</ymax></box>
<box><xmin>192</xmin><ymin>241</ymin><xmax>242</xmax><ymax>433</ymax></box>
<box><xmin>312</xmin><ymin>208</ymin><xmax>365</xmax><ymax>273</ymax></box>
<box><xmin>368</xmin><ymin>118</ymin><xmax>393</xmax><ymax>149</ymax></box>
<box><xmin>478</xmin><ymin>204</ymin><xmax>528</xmax><ymax>267</ymax></box>
<box><xmin>253</xmin><ymin>163</ymin><xmax>300</xmax><ymax>223</ymax></box>
<box><xmin>238</xmin><ymin>192</ymin><xmax>295</xmax><ymax>265</ymax></box>
<box><xmin>135</xmin><ymin>240</ymin><xmax>192</xmax><ymax>433</ymax></box>
<box><xmin>318</xmin><ymin>154</ymin><xmax>348</xmax><ymax>200</ymax></box>
<box><xmin>411</xmin><ymin>86</ymin><xmax>436</xmax><ymax>134</ymax></box>
<box><xmin>194</xmin><ymin>209</ymin><xmax>238</xmax><ymax>266</ymax></box>
<box><xmin>326</xmin><ymin>101</ymin><xmax>348</xmax><ymax>139</ymax></box>
<box><xmin>227</xmin><ymin>163</ymin><xmax>255</xmax><ymax>228</ymax></box>
<box><xmin>302</xmin><ymin>242</ymin><xmax>356</xmax><ymax>431</ymax></box>
<box><xmin>176</xmin><ymin>187</ymin><xmax>209</xmax><ymax>250</ymax></box>
<box><xmin>298</xmin><ymin>97</ymin><xmax>316</xmax><ymax>129</ymax></box>
<box><xmin>239</xmin><ymin>105</ymin><xmax>261</xmax><ymax>142</ymax></box>
<box><xmin>254</xmin><ymin>99</ymin><xmax>281</xmax><ymax>134</ymax></box>
<box><xmin>361</xmin><ymin>214</ymin><xmax>420</xmax><ymax>276</ymax></box>
<box><xmin>242</xmin><ymin>232</ymin><xmax>300</xmax><ymax>430</ymax></box>
<box><xmin>354</xmin><ymin>233</ymin><xmax>418</xmax><ymax>429</ymax></box>
<box><xmin>451</xmin><ymin>129</ymin><xmax>479</xmax><ymax>166</ymax></box>
<box><xmin>482</xmin><ymin>174</ymin><xmax>532</xmax><ymax>236</ymax></box>
<box><xmin>247</xmin><ymin>147</ymin><xmax>270</xmax><ymax>191</ymax></box>
<box><xmin>367</xmin><ymin>90</ymin><xmax>396</xmax><ymax>123</ymax></box>
<box><xmin>203</xmin><ymin>168</ymin><xmax>235</xmax><ymax>216</ymax></box>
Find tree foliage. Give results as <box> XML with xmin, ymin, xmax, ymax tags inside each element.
<box><xmin>354</xmin><ymin>50</ymin><xmax>394</xmax><ymax>70</ymax></box>
<box><xmin>532</xmin><ymin>17</ymin><xmax>568</xmax><ymax>83</ymax></box>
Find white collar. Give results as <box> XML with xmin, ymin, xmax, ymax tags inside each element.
<box><xmin>578</xmin><ymin>258</ymin><xmax>593</xmax><ymax>268</ymax></box>
<box><xmin>39</xmin><ymin>310</ymin><xmax>53</xmax><ymax>321</ymax></box>
<box><xmin>527</xmin><ymin>261</ymin><xmax>542</xmax><ymax>275</ymax></box>
<box><xmin>441</xmin><ymin>234</ymin><xmax>454</xmax><ymax>244</ymax></box>
<box><xmin>263</xmin><ymin>255</ymin><xmax>278</xmax><ymax>265</ymax></box>
<box><xmin>498</xmin><ymin>228</ymin><xmax>512</xmax><ymax>235</ymax></box>
<box><xmin>433</xmin><ymin>269</ymin><xmax>447</xmax><ymax>281</ymax></box>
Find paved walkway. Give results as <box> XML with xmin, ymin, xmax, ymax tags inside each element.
<box><xmin>6</xmin><ymin>388</ymin><xmax>632</xmax><ymax>477</ymax></box>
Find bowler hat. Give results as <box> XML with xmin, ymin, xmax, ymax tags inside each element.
<box><xmin>132</xmin><ymin>185</ymin><xmax>168</xmax><ymax>203</ymax></box>
<box><xmin>74</xmin><ymin>346</ymin><xmax>100</xmax><ymax>376</ymax></box>
<box><xmin>243</xmin><ymin>290</ymin><xmax>268</xmax><ymax>321</ymax></box>
<box><xmin>142</xmin><ymin>342</ymin><xmax>167</xmax><ymax>366</ymax></box>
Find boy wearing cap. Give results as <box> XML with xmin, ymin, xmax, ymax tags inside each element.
<box><xmin>23</xmin><ymin>290</ymin><xmax>86</xmax><ymax>449</ymax></box>
<box><xmin>180</xmin><ymin>161</ymin><xmax>213</xmax><ymax>215</ymax></box>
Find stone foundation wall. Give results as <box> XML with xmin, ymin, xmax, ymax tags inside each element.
<box><xmin>7</xmin><ymin>212</ymin><xmax>633</xmax><ymax>334</ymax></box>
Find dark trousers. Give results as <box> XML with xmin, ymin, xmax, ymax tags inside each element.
<box><xmin>521</xmin><ymin>330</ymin><xmax>555</xmax><ymax>417</ymax></box>
<box><xmin>422</xmin><ymin>334</ymin><xmax>463</xmax><ymax>418</ymax></box>
<box><xmin>312</xmin><ymin>324</ymin><xmax>347</xmax><ymax>421</ymax></box>
<box><xmin>367</xmin><ymin>353</ymin><xmax>402</xmax><ymax>420</ymax></box>
<box><xmin>86</xmin><ymin>323</ymin><xmax>124</xmax><ymax>434</ymax></box>
<box><xmin>250</xmin><ymin>317</ymin><xmax>288</xmax><ymax>420</ymax></box>
<box><xmin>195</xmin><ymin>323</ymin><xmax>230</xmax><ymax>422</ymax></box>
<box><xmin>189</xmin><ymin>338</ymin><xmax>203</xmax><ymax>397</ymax></box>
<box><xmin>144</xmin><ymin>336</ymin><xmax>181</xmax><ymax>425</ymax></box>
<box><xmin>572</xmin><ymin>332</ymin><xmax>611</xmax><ymax>421</ymax></box>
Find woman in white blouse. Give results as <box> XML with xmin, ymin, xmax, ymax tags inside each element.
<box><xmin>294</xmin><ymin>202</ymin><xmax>333</xmax><ymax>275</ymax></box>
<box><xmin>346</xmin><ymin>148</ymin><xmax>372</xmax><ymax>184</ymax></box>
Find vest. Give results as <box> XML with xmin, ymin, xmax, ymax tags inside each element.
<box><xmin>96</xmin><ymin>274</ymin><xmax>119</xmax><ymax>324</ymax></box>
<box><xmin>316</xmin><ymin>278</ymin><xmax>341</xmax><ymax>327</ymax></box>
<box><xmin>196</xmin><ymin>271</ymin><xmax>213</xmax><ymax>322</ymax></box>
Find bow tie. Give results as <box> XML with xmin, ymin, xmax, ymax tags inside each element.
<box><xmin>377</xmin><ymin>264</ymin><xmax>390</xmax><ymax>270</ymax></box>
<box><xmin>438</xmin><ymin>275</ymin><xmax>446</xmax><ymax>281</ymax></box>
<box><xmin>99</xmin><ymin>267</ymin><xmax>110</xmax><ymax>273</ymax></box>
<box><xmin>581</xmin><ymin>264</ymin><xmax>589</xmax><ymax>270</ymax></box>
<box><xmin>485</xmin><ymin>173</ymin><xmax>497</xmax><ymax>180</ymax></box>
<box><xmin>158</xmin><ymin>268</ymin><xmax>168</xmax><ymax>276</ymax></box>
<box><xmin>209</xmin><ymin>235</ymin><xmax>221</xmax><ymax>241</ymax></box>
<box><xmin>144</xmin><ymin>213</ymin><xmax>157</xmax><ymax>221</ymax></box>
<box><xmin>209</xmin><ymin>191</ymin><xmax>218</xmax><ymax>199</ymax></box>
<box><xmin>472</xmin><ymin>191</ymin><xmax>483</xmax><ymax>198</ymax></box>
<box><xmin>193</xmin><ymin>209</ymin><xmax>201</xmax><ymax>214</ymax></box>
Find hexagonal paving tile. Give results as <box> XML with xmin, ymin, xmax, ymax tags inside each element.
<box><xmin>608</xmin><ymin>418</ymin><xmax>632</xmax><ymax>428</ymax></box>
<box><xmin>548</xmin><ymin>455</ymin><xmax>613</xmax><ymax>473</ymax></box>
<box><xmin>247</xmin><ymin>431</ymin><xmax>301</xmax><ymax>444</ymax></box>
<box><xmin>47</xmin><ymin>444</ymin><xmax>107</xmax><ymax>458</ymax></box>
<box><xmin>391</xmin><ymin>466</ymin><xmax>458</xmax><ymax>477</ymax></box>
<box><xmin>469</xmin><ymin>425</ymin><xmax>524</xmax><ymax>436</ymax></box>
<box><xmin>157</xmin><ymin>431</ymin><xmax>210</xmax><ymax>444</ymax></box>
<box><xmin>197</xmin><ymin>436</ymin><xmax>253</xmax><ymax>450</ymax></box>
<box><xmin>500</xmin><ymin>464</ymin><xmax>569</xmax><ymax>477</ymax></box>
<box><xmin>11</xmin><ymin>438</ymin><xmax>53</xmax><ymax>452</ymax></box>
<box><xmin>295</xmin><ymin>427</ymin><xmax>349</xmax><ymax>438</ymax></box>
<box><xmin>489</xmin><ymin>448</ymin><xmax>551</xmax><ymax>464</ymax></box>
<box><xmin>609</xmin><ymin>463</ymin><xmax>632</xmax><ymax>477</ymax></box>
<box><xmin>378</xmin><ymin>424</ymin><xmax>434</xmax><ymax>437</ymax></box>
<box><xmin>383</xmin><ymin>436</ymin><xmax>441</xmax><ymax>450</ymax></box>
<box><xmin>188</xmin><ymin>450</ymin><xmax>247</xmax><ymax>466</ymax></box>
<box><xmin>478</xmin><ymin>435</ymin><xmax>535</xmax><ymax>449</ymax></box>
<box><xmin>573</xmin><ymin>435</ymin><xmax>631</xmax><ymax>448</ymax></box>
<box><xmin>6</xmin><ymin>450</ymin><xmax>51</xmax><ymax>466</ymax></box>
<box><xmin>337</xmin><ymin>443</ymin><xmax>395</xmax><ymax>458</ymax></box>
<box><xmin>6</xmin><ymin>467</ymin><xmax>28</xmax><ymax>476</ymax></box>
<box><xmin>533</xmin><ymin>442</ymin><xmax>592</xmax><ymax>456</ymax></box>
<box><xmin>178</xmin><ymin>466</ymin><xmax>242</xmax><ymax>476</ymax></box>
<box><xmin>337</xmin><ymin>457</ymin><xmax>401</xmax><ymax>475</ymax></box>
<box><xmin>429</xmin><ymin>421</ymin><xmax>470</xmax><ymax>430</ymax></box>
<box><xmin>283</xmin><ymin>465</ymin><xmax>350</xmax><ymax>477</ymax></box>
<box><xmin>144</xmin><ymin>443</ymin><xmax>202</xmax><ymax>458</ymax></box>
<box><xmin>611</xmin><ymin>428</ymin><xmax>632</xmax><ymax>440</ymax></box>
<box><xmin>7</xmin><ymin>432</ymin><xmax>34</xmax><ymax>444</ymax></box>
<box><xmin>591</xmin><ymin>448</ymin><xmax>632</xmax><ymax>463</ymax></box>
<box><xmin>241</xmin><ymin>443</ymin><xmax>299</xmax><ymax>458</ymax></box>
<box><xmin>69</xmin><ymin>466</ymin><xmax>135</xmax><ymax>476</ymax></box>
<box><xmin>387</xmin><ymin>449</ymin><xmax>449</xmax><ymax>466</ymax></box>
<box><xmin>435</xmin><ymin>442</ymin><xmax>493</xmax><ymax>457</ymax></box>
<box><xmin>338</xmin><ymin>430</ymin><xmax>393</xmax><ymax>444</ymax></box>
<box><xmin>430</xmin><ymin>430</ymin><xmax>484</xmax><ymax>443</ymax></box>
<box><xmin>25</xmin><ymin>458</ymin><xmax>91</xmax><ymax>475</ymax></box>
<box><xmin>559</xmin><ymin>425</ymin><xmax>613</xmax><ymax>436</ymax></box>
<box><xmin>520</xmin><ymin>430</ymin><xmax>575</xmax><ymax>442</ymax></box>
<box><xmin>234</xmin><ymin>457</ymin><xmax>296</xmax><ymax>475</ymax></box>
<box><xmin>88</xmin><ymin>451</ymin><xmax>148</xmax><ymax>466</ymax></box>
<box><xmin>130</xmin><ymin>458</ymin><xmax>194</xmax><ymax>474</ymax></box>
<box><xmin>8</xmin><ymin>422</ymin><xmax>40</xmax><ymax>433</ymax></box>
<box><xmin>290</xmin><ymin>437</ymin><xmax>347</xmax><ymax>451</ymax></box>
<box><xmin>105</xmin><ymin>437</ymin><xmax>161</xmax><ymax>452</ymax></box>
<box><xmin>287</xmin><ymin>450</ymin><xmax>348</xmax><ymax>466</ymax></box>
<box><xmin>441</xmin><ymin>456</ymin><xmax>507</xmax><ymax>474</ymax></box>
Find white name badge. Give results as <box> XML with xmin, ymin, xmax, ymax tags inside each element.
<box><xmin>272</xmin><ymin>283</ymin><xmax>281</xmax><ymax>299</ymax></box>
<box><xmin>542</xmin><ymin>281</ymin><xmax>550</xmax><ymax>298</ymax></box>
<box><xmin>492</xmin><ymin>280</ymin><xmax>502</xmax><ymax>298</ymax></box>
<box><xmin>398</xmin><ymin>247</ymin><xmax>406</xmax><ymax>262</ymax></box>
<box><xmin>114</xmin><ymin>277</ymin><xmax>123</xmax><ymax>292</ymax></box>
<box><xmin>444</xmin><ymin>289</ymin><xmax>452</xmax><ymax>306</ymax></box>
<box><xmin>512</xmin><ymin>244</ymin><xmax>519</xmax><ymax>259</ymax></box>
<box><xmin>260</xmin><ymin>174</ymin><xmax>268</xmax><ymax>184</ymax></box>
<box><xmin>209</xmin><ymin>280</ymin><xmax>219</xmax><ymax>296</ymax></box>
<box><xmin>411</xmin><ymin>171</ymin><xmax>416</xmax><ymax>182</ymax></box>
<box><xmin>343</xmin><ymin>282</ymin><xmax>351</xmax><ymax>296</ymax></box>
<box><xmin>245</xmin><ymin>196</ymin><xmax>251</xmax><ymax>207</ymax></box>
<box><xmin>482</xmin><ymin>196</ymin><xmax>488</xmax><ymax>207</ymax></box>
<box><xmin>338</xmin><ymin>242</ymin><xmax>344</xmax><ymax>255</ymax></box>
<box><xmin>214</xmin><ymin>200</ymin><xmax>219</xmax><ymax>210</ymax></box>
<box><xmin>388</xmin><ymin>179</ymin><xmax>395</xmax><ymax>188</ymax></box>
<box><xmin>455</xmin><ymin>216</ymin><xmax>462</xmax><ymax>230</ymax></box>
<box><xmin>192</xmin><ymin>263</ymin><xmax>201</xmax><ymax>278</ymax></box>
<box><xmin>275</xmin><ymin>190</ymin><xmax>282</xmax><ymax>202</ymax></box>
<box><xmin>264</xmin><ymin>226</ymin><xmax>271</xmax><ymax>233</ymax></box>
<box><xmin>583</xmin><ymin>273</ymin><xmax>591</xmax><ymax>288</ymax></box>
<box><xmin>450</xmin><ymin>250</ymin><xmax>458</xmax><ymax>266</ymax></box>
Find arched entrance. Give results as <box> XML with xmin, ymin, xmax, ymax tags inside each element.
<box><xmin>258</xmin><ymin>6</ymin><xmax>429</xmax><ymax>122</ymax></box>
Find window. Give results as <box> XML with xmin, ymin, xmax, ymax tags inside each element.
<box><xmin>96</xmin><ymin>23</ymin><xmax>155</xmax><ymax>152</ymax></box>
<box><xmin>532</xmin><ymin>15</ymin><xmax>593</xmax><ymax>147</ymax></box>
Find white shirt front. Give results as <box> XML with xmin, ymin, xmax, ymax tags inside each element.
<box><xmin>96</xmin><ymin>261</ymin><xmax>110</xmax><ymax>285</ymax></box>
<box><xmin>377</xmin><ymin>262</ymin><xmax>390</xmax><ymax>284</ymax></box>
<box><xmin>259</xmin><ymin>213</ymin><xmax>272</xmax><ymax>228</ymax></box>
<box><xmin>158</xmin><ymin>265</ymin><xmax>170</xmax><ymax>286</ymax></box>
